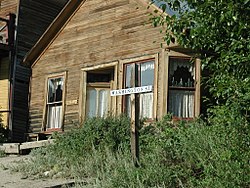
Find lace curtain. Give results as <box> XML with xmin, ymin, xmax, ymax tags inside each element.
<box><xmin>169</xmin><ymin>59</ymin><xmax>195</xmax><ymax>80</ymax></box>
<box><xmin>168</xmin><ymin>90</ymin><xmax>194</xmax><ymax>118</ymax></box>
<box><xmin>47</xmin><ymin>105</ymin><xmax>62</xmax><ymax>128</ymax></box>
<box><xmin>125</xmin><ymin>93</ymin><xmax>154</xmax><ymax>119</ymax></box>
<box><xmin>86</xmin><ymin>88</ymin><xmax>109</xmax><ymax>118</ymax></box>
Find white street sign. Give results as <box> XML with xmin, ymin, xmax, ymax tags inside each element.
<box><xmin>110</xmin><ymin>85</ymin><xmax>152</xmax><ymax>96</ymax></box>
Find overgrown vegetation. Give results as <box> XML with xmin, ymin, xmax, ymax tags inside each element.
<box><xmin>14</xmin><ymin>116</ymin><xmax>249</xmax><ymax>187</ymax></box>
<box><xmin>151</xmin><ymin>0</ymin><xmax>250</xmax><ymax>123</ymax></box>
<box><xmin>0</xmin><ymin>110</ymin><xmax>8</xmax><ymax>144</ymax></box>
<box><xmin>0</xmin><ymin>111</ymin><xmax>7</xmax><ymax>157</ymax></box>
<box><xmin>11</xmin><ymin>1</ymin><xmax>250</xmax><ymax>187</ymax></box>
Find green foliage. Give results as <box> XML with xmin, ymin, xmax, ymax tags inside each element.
<box><xmin>13</xmin><ymin>116</ymin><xmax>249</xmax><ymax>187</ymax></box>
<box><xmin>0</xmin><ymin>111</ymin><xmax>8</xmax><ymax>143</ymax></box>
<box><xmin>148</xmin><ymin>3</ymin><xmax>250</xmax><ymax>186</ymax></box>
<box><xmin>13</xmin><ymin>116</ymin><xmax>131</xmax><ymax>179</ymax></box>
<box><xmin>0</xmin><ymin>149</ymin><xmax>5</xmax><ymax>158</ymax></box>
<box><xmin>151</xmin><ymin>0</ymin><xmax>250</xmax><ymax>122</ymax></box>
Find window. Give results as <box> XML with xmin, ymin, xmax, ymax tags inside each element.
<box><xmin>86</xmin><ymin>72</ymin><xmax>112</xmax><ymax>118</ymax></box>
<box><xmin>168</xmin><ymin>57</ymin><xmax>195</xmax><ymax>118</ymax></box>
<box><xmin>46</xmin><ymin>76</ymin><xmax>64</xmax><ymax>129</ymax></box>
<box><xmin>124</xmin><ymin>60</ymin><xmax>155</xmax><ymax>119</ymax></box>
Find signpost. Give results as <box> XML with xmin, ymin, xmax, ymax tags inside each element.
<box><xmin>111</xmin><ymin>84</ymin><xmax>152</xmax><ymax>165</ymax></box>
<box><xmin>110</xmin><ymin>85</ymin><xmax>152</xmax><ymax>96</ymax></box>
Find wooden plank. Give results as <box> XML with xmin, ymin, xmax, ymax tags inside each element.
<box><xmin>117</xmin><ymin>59</ymin><xmax>123</xmax><ymax>115</ymax></box>
<box><xmin>0</xmin><ymin>58</ymin><xmax>10</xmax><ymax>113</ymax></box>
<box><xmin>153</xmin><ymin>53</ymin><xmax>159</xmax><ymax>119</ymax></box>
<box><xmin>130</xmin><ymin>63</ymin><xmax>139</xmax><ymax>164</ymax></box>
<box><xmin>163</xmin><ymin>50</ymin><xmax>170</xmax><ymax>116</ymax></box>
<box><xmin>80</xmin><ymin>71</ymin><xmax>87</xmax><ymax>123</ymax></box>
<box><xmin>195</xmin><ymin>58</ymin><xmax>201</xmax><ymax>117</ymax></box>
<box><xmin>2</xmin><ymin>143</ymin><xmax>20</xmax><ymax>154</ymax></box>
<box><xmin>0</xmin><ymin>0</ymin><xmax>17</xmax><ymax>17</ymax></box>
<box><xmin>20</xmin><ymin>139</ymin><xmax>54</xmax><ymax>150</ymax></box>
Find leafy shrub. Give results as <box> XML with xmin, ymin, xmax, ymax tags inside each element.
<box><xmin>14</xmin><ymin>115</ymin><xmax>249</xmax><ymax>187</ymax></box>
<box><xmin>0</xmin><ymin>112</ymin><xmax>8</xmax><ymax>143</ymax></box>
<box><xmin>13</xmin><ymin>115</ymin><xmax>131</xmax><ymax>178</ymax></box>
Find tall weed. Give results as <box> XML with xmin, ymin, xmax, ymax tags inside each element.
<box><xmin>14</xmin><ymin>115</ymin><xmax>249</xmax><ymax>187</ymax></box>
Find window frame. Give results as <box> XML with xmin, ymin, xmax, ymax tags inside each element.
<box><xmin>168</xmin><ymin>56</ymin><xmax>195</xmax><ymax>119</ymax></box>
<box><xmin>163</xmin><ymin>51</ymin><xmax>201</xmax><ymax>119</ymax></box>
<box><xmin>119</xmin><ymin>54</ymin><xmax>159</xmax><ymax>120</ymax></box>
<box><xmin>80</xmin><ymin>61</ymin><xmax>118</xmax><ymax>123</ymax></box>
<box><xmin>86</xmin><ymin>83</ymin><xmax>111</xmax><ymax>118</ymax></box>
<box><xmin>42</xmin><ymin>72</ymin><xmax>67</xmax><ymax>132</ymax></box>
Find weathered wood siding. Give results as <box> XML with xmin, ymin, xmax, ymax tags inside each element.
<box><xmin>0</xmin><ymin>57</ymin><xmax>9</xmax><ymax>128</ymax></box>
<box><xmin>0</xmin><ymin>0</ymin><xmax>17</xmax><ymax>17</ymax></box>
<box><xmin>30</xmin><ymin>0</ymin><xmax>165</xmax><ymax>132</ymax></box>
<box><xmin>10</xmin><ymin>0</ymin><xmax>68</xmax><ymax>141</ymax></box>
<box><xmin>0</xmin><ymin>0</ymin><xmax>17</xmax><ymax>131</ymax></box>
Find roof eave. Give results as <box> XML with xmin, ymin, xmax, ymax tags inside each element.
<box><xmin>22</xmin><ymin>0</ymin><xmax>86</xmax><ymax>67</ymax></box>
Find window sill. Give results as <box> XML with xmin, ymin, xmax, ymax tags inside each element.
<box><xmin>172</xmin><ymin>117</ymin><xmax>194</xmax><ymax>121</ymax></box>
<box><xmin>169</xmin><ymin>86</ymin><xmax>195</xmax><ymax>90</ymax></box>
<box><xmin>44</xmin><ymin>128</ymin><xmax>63</xmax><ymax>134</ymax></box>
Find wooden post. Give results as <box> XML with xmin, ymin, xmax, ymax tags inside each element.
<box><xmin>130</xmin><ymin>64</ymin><xmax>140</xmax><ymax>165</ymax></box>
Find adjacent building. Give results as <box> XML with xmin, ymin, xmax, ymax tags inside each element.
<box><xmin>0</xmin><ymin>0</ymin><xmax>68</xmax><ymax>141</ymax></box>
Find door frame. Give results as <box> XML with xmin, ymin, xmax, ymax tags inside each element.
<box><xmin>79</xmin><ymin>61</ymin><xmax>118</xmax><ymax>123</ymax></box>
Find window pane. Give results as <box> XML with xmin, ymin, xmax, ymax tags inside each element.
<box><xmin>140</xmin><ymin>93</ymin><xmax>153</xmax><ymax>118</ymax></box>
<box><xmin>124</xmin><ymin>60</ymin><xmax>155</xmax><ymax>119</ymax></box>
<box><xmin>47</xmin><ymin>105</ymin><xmax>62</xmax><ymax>129</ymax></box>
<box><xmin>48</xmin><ymin>77</ymin><xmax>63</xmax><ymax>103</ymax></box>
<box><xmin>48</xmin><ymin>79</ymin><xmax>55</xmax><ymax>103</ymax></box>
<box><xmin>86</xmin><ymin>89</ymin><xmax>97</xmax><ymax>117</ymax></box>
<box><xmin>140</xmin><ymin>61</ymin><xmax>154</xmax><ymax>86</ymax></box>
<box><xmin>169</xmin><ymin>58</ymin><xmax>195</xmax><ymax>87</ymax></box>
<box><xmin>125</xmin><ymin>95</ymin><xmax>131</xmax><ymax>117</ymax></box>
<box><xmin>168</xmin><ymin>90</ymin><xmax>194</xmax><ymax>118</ymax></box>
<box><xmin>98</xmin><ymin>89</ymin><xmax>109</xmax><ymax>117</ymax></box>
<box><xmin>87</xmin><ymin>73</ymin><xmax>111</xmax><ymax>83</ymax></box>
<box><xmin>125</xmin><ymin>64</ymin><xmax>133</xmax><ymax>88</ymax></box>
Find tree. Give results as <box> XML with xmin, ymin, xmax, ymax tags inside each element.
<box><xmin>150</xmin><ymin>3</ymin><xmax>250</xmax><ymax>186</ymax></box>
<box><xmin>151</xmin><ymin>0</ymin><xmax>250</xmax><ymax>122</ymax></box>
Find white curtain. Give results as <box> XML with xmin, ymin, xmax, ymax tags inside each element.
<box><xmin>86</xmin><ymin>89</ymin><xmax>97</xmax><ymax>118</ymax></box>
<box><xmin>125</xmin><ymin>93</ymin><xmax>153</xmax><ymax>119</ymax></box>
<box><xmin>47</xmin><ymin>105</ymin><xmax>62</xmax><ymax>128</ymax></box>
<box><xmin>168</xmin><ymin>90</ymin><xmax>194</xmax><ymax>118</ymax></box>
<box><xmin>98</xmin><ymin>89</ymin><xmax>109</xmax><ymax>117</ymax></box>
<box><xmin>140</xmin><ymin>93</ymin><xmax>153</xmax><ymax>119</ymax></box>
<box><xmin>86</xmin><ymin>88</ymin><xmax>109</xmax><ymax>118</ymax></box>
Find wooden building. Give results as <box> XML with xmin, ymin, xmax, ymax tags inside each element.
<box><xmin>22</xmin><ymin>0</ymin><xmax>201</xmax><ymax>134</ymax></box>
<box><xmin>0</xmin><ymin>0</ymin><xmax>68</xmax><ymax>142</ymax></box>
<box><xmin>0</xmin><ymin>0</ymin><xmax>17</xmax><ymax>130</ymax></box>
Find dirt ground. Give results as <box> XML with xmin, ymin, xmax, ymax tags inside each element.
<box><xmin>0</xmin><ymin>155</ymin><xmax>75</xmax><ymax>188</ymax></box>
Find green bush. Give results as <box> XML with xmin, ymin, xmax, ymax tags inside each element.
<box><xmin>13</xmin><ymin>115</ymin><xmax>249</xmax><ymax>187</ymax></box>
<box><xmin>13</xmin><ymin>116</ymin><xmax>131</xmax><ymax>178</ymax></box>
<box><xmin>0</xmin><ymin>112</ymin><xmax>8</xmax><ymax>143</ymax></box>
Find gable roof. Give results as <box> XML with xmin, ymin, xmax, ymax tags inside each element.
<box><xmin>22</xmin><ymin>0</ymin><xmax>167</xmax><ymax>67</ymax></box>
<box><xmin>16</xmin><ymin>0</ymin><xmax>69</xmax><ymax>65</ymax></box>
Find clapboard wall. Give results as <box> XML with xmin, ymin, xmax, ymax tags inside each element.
<box><xmin>29</xmin><ymin>0</ymin><xmax>165</xmax><ymax>132</ymax></box>
<box><xmin>10</xmin><ymin>0</ymin><xmax>68</xmax><ymax>142</ymax></box>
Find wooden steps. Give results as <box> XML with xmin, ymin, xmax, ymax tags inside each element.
<box><xmin>0</xmin><ymin>139</ymin><xmax>54</xmax><ymax>154</ymax></box>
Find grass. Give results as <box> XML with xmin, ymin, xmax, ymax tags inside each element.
<box><xmin>0</xmin><ymin>149</ymin><xmax>6</xmax><ymax>158</ymax></box>
<box><xmin>12</xmin><ymin>115</ymin><xmax>250</xmax><ymax>187</ymax></box>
